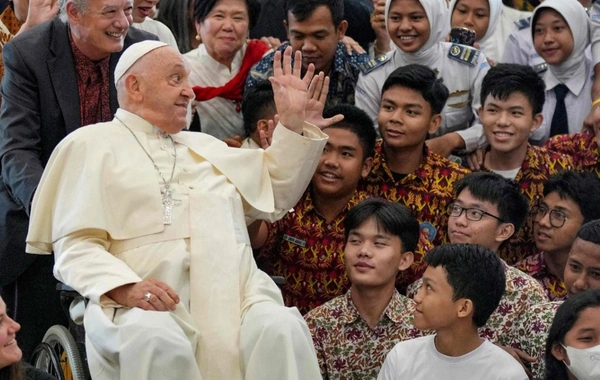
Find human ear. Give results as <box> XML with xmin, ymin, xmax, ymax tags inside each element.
<box><xmin>428</xmin><ymin>114</ymin><xmax>442</xmax><ymax>135</ymax></box>
<box><xmin>551</xmin><ymin>342</ymin><xmax>568</xmax><ymax>363</ymax></box>
<box><xmin>530</xmin><ymin>113</ymin><xmax>543</xmax><ymax>133</ymax></box>
<box><xmin>397</xmin><ymin>251</ymin><xmax>414</xmax><ymax>271</ymax></box>
<box><xmin>495</xmin><ymin>223</ymin><xmax>515</xmax><ymax>243</ymax></box>
<box><xmin>337</xmin><ymin>20</ymin><xmax>349</xmax><ymax>39</ymax></box>
<box><xmin>456</xmin><ymin>298</ymin><xmax>473</xmax><ymax>320</ymax></box>
<box><xmin>361</xmin><ymin>157</ymin><xmax>374</xmax><ymax>178</ymax></box>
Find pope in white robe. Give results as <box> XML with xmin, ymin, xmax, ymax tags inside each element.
<box><xmin>25</xmin><ymin>41</ymin><xmax>329</xmax><ymax>380</ymax></box>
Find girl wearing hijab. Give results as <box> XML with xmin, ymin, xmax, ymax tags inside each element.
<box><xmin>450</xmin><ymin>0</ymin><xmax>529</xmax><ymax>62</ymax></box>
<box><xmin>355</xmin><ymin>0</ymin><xmax>490</xmax><ymax>157</ymax></box>
<box><xmin>529</xmin><ymin>0</ymin><xmax>592</xmax><ymax>144</ymax></box>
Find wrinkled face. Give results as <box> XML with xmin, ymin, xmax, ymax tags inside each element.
<box><xmin>413</xmin><ymin>265</ymin><xmax>459</xmax><ymax>331</ymax></box>
<box><xmin>448</xmin><ymin>189</ymin><xmax>506</xmax><ymax>250</ymax></box>
<box><xmin>344</xmin><ymin>218</ymin><xmax>410</xmax><ymax>289</ymax></box>
<box><xmin>312</xmin><ymin>127</ymin><xmax>372</xmax><ymax>200</ymax></box>
<box><xmin>534</xmin><ymin>192</ymin><xmax>584</xmax><ymax>257</ymax></box>
<box><xmin>68</xmin><ymin>0</ymin><xmax>133</xmax><ymax>61</ymax></box>
<box><xmin>451</xmin><ymin>0</ymin><xmax>490</xmax><ymax>42</ymax></box>
<box><xmin>11</xmin><ymin>0</ymin><xmax>30</xmax><ymax>23</ymax></box>
<box><xmin>135</xmin><ymin>47</ymin><xmax>195</xmax><ymax>134</ymax></box>
<box><xmin>132</xmin><ymin>0</ymin><xmax>158</xmax><ymax>23</ymax></box>
<box><xmin>552</xmin><ymin>307</ymin><xmax>600</xmax><ymax>366</ymax></box>
<box><xmin>197</xmin><ymin>0</ymin><xmax>249</xmax><ymax>64</ymax></box>
<box><xmin>387</xmin><ymin>0</ymin><xmax>430</xmax><ymax>53</ymax></box>
<box><xmin>378</xmin><ymin>85</ymin><xmax>439</xmax><ymax>151</ymax></box>
<box><xmin>480</xmin><ymin>92</ymin><xmax>541</xmax><ymax>156</ymax></box>
<box><xmin>564</xmin><ymin>238</ymin><xmax>600</xmax><ymax>297</ymax></box>
<box><xmin>0</xmin><ymin>298</ymin><xmax>22</xmax><ymax>369</ymax></box>
<box><xmin>286</xmin><ymin>5</ymin><xmax>346</xmax><ymax>74</ymax></box>
<box><xmin>533</xmin><ymin>8</ymin><xmax>574</xmax><ymax>65</ymax></box>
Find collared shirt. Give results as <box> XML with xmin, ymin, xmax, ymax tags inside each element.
<box><xmin>481</xmin><ymin>145</ymin><xmax>574</xmax><ymax>265</ymax></box>
<box><xmin>246</xmin><ymin>42</ymin><xmax>370</xmax><ymax>106</ymax></box>
<box><xmin>515</xmin><ymin>251</ymin><xmax>567</xmax><ymax>301</ymax></box>
<box><xmin>0</xmin><ymin>6</ymin><xmax>22</xmax><ymax>92</ymax></box>
<box><xmin>544</xmin><ymin>132</ymin><xmax>600</xmax><ymax>176</ymax></box>
<box><xmin>508</xmin><ymin>301</ymin><xmax>562</xmax><ymax>380</ymax></box>
<box><xmin>304</xmin><ymin>289</ymin><xmax>424</xmax><ymax>380</ymax></box>
<box><xmin>407</xmin><ymin>261</ymin><xmax>548</xmax><ymax>347</ymax></box>
<box><xmin>256</xmin><ymin>188</ymin><xmax>370</xmax><ymax>314</ymax></box>
<box><xmin>68</xmin><ymin>30</ymin><xmax>111</xmax><ymax>127</ymax></box>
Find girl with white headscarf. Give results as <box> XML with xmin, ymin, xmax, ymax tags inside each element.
<box><xmin>355</xmin><ymin>0</ymin><xmax>490</xmax><ymax>155</ymax></box>
<box><xmin>449</xmin><ymin>0</ymin><xmax>529</xmax><ymax>62</ymax></box>
<box><xmin>529</xmin><ymin>0</ymin><xmax>592</xmax><ymax>143</ymax></box>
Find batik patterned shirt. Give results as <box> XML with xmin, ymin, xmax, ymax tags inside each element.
<box><xmin>407</xmin><ymin>261</ymin><xmax>548</xmax><ymax>346</ymax></box>
<box><xmin>509</xmin><ymin>301</ymin><xmax>562</xmax><ymax>380</ymax></box>
<box><xmin>256</xmin><ymin>189</ymin><xmax>370</xmax><ymax>314</ymax></box>
<box><xmin>544</xmin><ymin>132</ymin><xmax>600</xmax><ymax>177</ymax></box>
<box><xmin>482</xmin><ymin>145</ymin><xmax>574</xmax><ymax>264</ymax></box>
<box><xmin>304</xmin><ymin>289</ymin><xmax>425</xmax><ymax>380</ymax></box>
<box><xmin>0</xmin><ymin>6</ymin><xmax>22</xmax><ymax>94</ymax></box>
<box><xmin>515</xmin><ymin>251</ymin><xmax>567</xmax><ymax>301</ymax></box>
<box><xmin>246</xmin><ymin>42</ymin><xmax>370</xmax><ymax>106</ymax></box>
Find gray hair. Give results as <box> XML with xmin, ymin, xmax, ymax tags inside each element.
<box><xmin>59</xmin><ymin>0</ymin><xmax>89</xmax><ymax>23</ymax></box>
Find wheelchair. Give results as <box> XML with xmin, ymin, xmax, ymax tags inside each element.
<box><xmin>31</xmin><ymin>276</ymin><xmax>285</xmax><ymax>380</ymax></box>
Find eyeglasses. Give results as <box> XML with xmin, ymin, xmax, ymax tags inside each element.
<box><xmin>447</xmin><ymin>203</ymin><xmax>504</xmax><ymax>222</ymax></box>
<box><xmin>531</xmin><ymin>206</ymin><xmax>568</xmax><ymax>228</ymax></box>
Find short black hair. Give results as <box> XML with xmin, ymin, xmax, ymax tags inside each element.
<box><xmin>545</xmin><ymin>289</ymin><xmax>600</xmax><ymax>380</ymax></box>
<box><xmin>454</xmin><ymin>172</ymin><xmax>529</xmax><ymax>233</ymax></box>
<box><xmin>345</xmin><ymin>198</ymin><xmax>420</xmax><ymax>253</ymax></box>
<box><xmin>285</xmin><ymin>0</ymin><xmax>344</xmax><ymax>27</ymax></box>
<box><xmin>381</xmin><ymin>64</ymin><xmax>449</xmax><ymax>115</ymax></box>
<box><xmin>576</xmin><ymin>219</ymin><xmax>600</xmax><ymax>246</ymax></box>
<box><xmin>544</xmin><ymin>171</ymin><xmax>600</xmax><ymax>224</ymax></box>
<box><xmin>480</xmin><ymin>64</ymin><xmax>545</xmax><ymax>115</ymax></box>
<box><xmin>241</xmin><ymin>80</ymin><xmax>276</xmax><ymax>137</ymax></box>
<box><xmin>322</xmin><ymin>104</ymin><xmax>376</xmax><ymax>161</ymax></box>
<box><xmin>194</xmin><ymin>0</ymin><xmax>261</xmax><ymax>30</ymax></box>
<box><xmin>425</xmin><ymin>244</ymin><xmax>506</xmax><ymax>327</ymax></box>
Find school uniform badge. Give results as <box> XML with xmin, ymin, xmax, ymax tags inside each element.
<box><xmin>448</xmin><ymin>44</ymin><xmax>479</xmax><ymax>67</ymax></box>
<box><xmin>358</xmin><ymin>53</ymin><xmax>391</xmax><ymax>74</ymax></box>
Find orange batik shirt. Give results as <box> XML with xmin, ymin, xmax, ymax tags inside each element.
<box><xmin>544</xmin><ymin>132</ymin><xmax>600</xmax><ymax>177</ymax></box>
<box><xmin>482</xmin><ymin>145</ymin><xmax>574</xmax><ymax>265</ymax></box>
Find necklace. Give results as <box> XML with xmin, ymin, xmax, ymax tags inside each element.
<box><xmin>116</xmin><ymin>116</ymin><xmax>180</xmax><ymax>225</ymax></box>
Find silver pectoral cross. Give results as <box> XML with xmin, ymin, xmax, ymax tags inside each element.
<box><xmin>162</xmin><ymin>188</ymin><xmax>181</xmax><ymax>225</ymax></box>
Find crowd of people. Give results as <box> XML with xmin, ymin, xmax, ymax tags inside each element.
<box><xmin>0</xmin><ymin>0</ymin><xmax>599</xmax><ymax>378</ymax></box>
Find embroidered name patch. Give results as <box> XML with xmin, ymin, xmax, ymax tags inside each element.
<box><xmin>448</xmin><ymin>44</ymin><xmax>479</xmax><ymax>67</ymax></box>
<box><xmin>283</xmin><ymin>234</ymin><xmax>307</xmax><ymax>248</ymax></box>
<box><xmin>358</xmin><ymin>54</ymin><xmax>391</xmax><ymax>75</ymax></box>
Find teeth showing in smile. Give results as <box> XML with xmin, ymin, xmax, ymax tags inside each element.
<box><xmin>399</xmin><ymin>36</ymin><xmax>416</xmax><ymax>40</ymax></box>
<box><xmin>494</xmin><ymin>132</ymin><xmax>512</xmax><ymax>137</ymax></box>
<box><xmin>106</xmin><ymin>31</ymin><xmax>123</xmax><ymax>38</ymax></box>
<box><xmin>4</xmin><ymin>339</ymin><xmax>15</xmax><ymax>347</ymax></box>
<box><xmin>322</xmin><ymin>173</ymin><xmax>337</xmax><ymax>179</ymax></box>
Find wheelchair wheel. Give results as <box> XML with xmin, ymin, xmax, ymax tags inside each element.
<box><xmin>32</xmin><ymin>325</ymin><xmax>87</xmax><ymax>380</ymax></box>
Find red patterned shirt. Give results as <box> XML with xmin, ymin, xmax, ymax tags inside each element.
<box><xmin>304</xmin><ymin>289</ymin><xmax>425</xmax><ymax>380</ymax></box>
<box><xmin>0</xmin><ymin>6</ymin><xmax>22</xmax><ymax>99</ymax></box>
<box><xmin>256</xmin><ymin>189</ymin><xmax>370</xmax><ymax>314</ymax></box>
<box><xmin>514</xmin><ymin>251</ymin><xmax>567</xmax><ymax>301</ymax></box>
<box><xmin>362</xmin><ymin>141</ymin><xmax>470</xmax><ymax>248</ymax></box>
<box><xmin>481</xmin><ymin>145</ymin><xmax>574</xmax><ymax>264</ymax></box>
<box><xmin>544</xmin><ymin>132</ymin><xmax>600</xmax><ymax>177</ymax></box>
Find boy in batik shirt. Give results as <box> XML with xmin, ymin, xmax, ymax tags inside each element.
<box><xmin>515</xmin><ymin>171</ymin><xmax>600</xmax><ymax>301</ymax></box>
<box><xmin>305</xmin><ymin>198</ymin><xmax>423</xmax><ymax>380</ymax></box>
<box><xmin>475</xmin><ymin>64</ymin><xmax>573</xmax><ymax>264</ymax></box>
<box><xmin>361</xmin><ymin>64</ymin><xmax>470</xmax><ymax>289</ymax></box>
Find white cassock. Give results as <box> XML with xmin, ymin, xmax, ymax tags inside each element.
<box><xmin>26</xmin><ymin>109</ymin><xmax>327</xmax><ymax>380</ymax></box>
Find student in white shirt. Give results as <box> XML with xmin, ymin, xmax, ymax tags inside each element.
<box><xmin>378</xmin><ymin>244</ymin><xmax>528</xmax><ymax>380</ymax></box>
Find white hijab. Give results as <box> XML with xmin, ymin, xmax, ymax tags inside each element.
<box><xmin>531</xmin><ymin>0</ymin><xmax>590</xmax><ymax>83</ymax></box>
<box><xmin>385</xmin><ymin>0</ymin><xmax>450</xmax><ymax>66</ymax></box>
<box><xmin>448</xmin><ymin>0</ymin><xmax>502</xmax><ymax>46</ymax></box>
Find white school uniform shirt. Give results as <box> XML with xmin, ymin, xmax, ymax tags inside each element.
<box><xmin>529</xmin><ymin>0</ymin><xmax>592</xmax><ymax>144</ymax></box>
<box><xmin>355</xmin><ymin>0</ymin><xmax>490</xmax><ymax>152</ymax></box>
<box><xmin>502</xmin><ymin>23</ymin><xmax>547</xmax><ymax>70</ymax></box>
<box><xmin>184</xmin><ymin>44</ymin><xmax>247</xmax><ymax>140</ymax></box>
<box><xmin>132</xmin><ymin>18</ymin><xmax>179</xmax><ymax>51</ymax></box>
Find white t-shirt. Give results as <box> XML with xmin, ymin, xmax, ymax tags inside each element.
<box><xmin>378</xmin><ymin>335</ymin><xmax>528</xmax><ymax>380</ymax></box>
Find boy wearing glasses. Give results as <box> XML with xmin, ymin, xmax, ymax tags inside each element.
<box><xmin>407</xmin><ymin>172</ymin><xmax>548</xmax><ymax>350</ymax></box>
<box><xmin>476</xmin><ymin>64</ymin><xmax>573</xmax><ymax>265</ymax></box>
<box><xmin>515</xmin><ymin>171</ymin><xmax>600</xmax><ymax>301</ymax></box>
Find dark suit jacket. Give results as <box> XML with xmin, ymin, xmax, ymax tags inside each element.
<box><xmin>0</xmin><ymin>17</ymin><xmax>158</xmax><ymax>285</ymax></box>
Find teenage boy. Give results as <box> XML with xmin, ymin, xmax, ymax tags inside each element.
<box><xmin>378</xmin><ymin>244</ymin><xmax>528</xmax><ymax>380</ymax></box>
<box><xmin>246</xmin><ymin>0</ymin><xmax>370</xmax><ymax>106</ymax></box>
<box><xmin>253</xmin><ymin>104</ymin><xmax>376</xmax><ymax>314</ymax></box>
<box><xmin>406</xmin><ymin>172</ymin><xmax>548</xmax><ymax>347</ymax></box>
<box><xmin>362</xmin><ymin>64</ymin><xmax>470</xmax><ymax>287</ymax></box>
<box><xmin>510</xmin><ymin>219</ymin><xmax>600</xmax><ymax>380</ymax></box>
<box><xmin>305</xmin><ymin>198</ymin><xmax>423</xmax><ymax>380</ymax></box>
<box><xmin>240</xmin><ymin>80</ymin><xmax>276</xmax><ymax>149</ymax></box>
<box><xmin>477</xmin><ymin>63</ymin><xmax>573</xmax><ymax>265</ymax></box>
<box><xmin>515</xmin><ymin>171</ymin><xmax>600</xmax><ymax>301</ymax></box>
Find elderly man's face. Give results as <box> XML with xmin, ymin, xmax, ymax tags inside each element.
<box><xmin>68</xmin><ymin>0</ymin><xmax>133</xmax><ymax>61</ymax></box>
<box><xmin>136</xmin><ymin>47</ymin><xmax>195</xmax><ymax>134</ymax></box>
